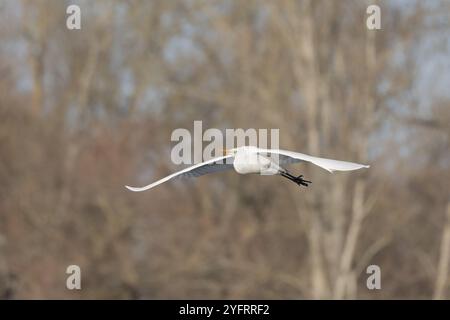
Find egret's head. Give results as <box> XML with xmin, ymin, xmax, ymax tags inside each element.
<box><xmin>221</xmin><ymin>148</ymin><xmax>237</xmax><ymax>156</ymax></box>
<box><xmin>222</xmin><ymin>146</ymin><xmax>257</xmax><ymax>155</ymax></box>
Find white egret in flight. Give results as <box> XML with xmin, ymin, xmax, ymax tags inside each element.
<box><xmin>125</xmin><ymin>146</ymin><xmax>369</xmax><ymax>192</ymax></box>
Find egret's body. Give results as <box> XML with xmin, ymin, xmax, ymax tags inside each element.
<box><xmin>233</xmin><ymin>147</ymin><xmax>281</xmax><ymax>175</ymax></box>
<box><xmin>126</xmin><ymin>146</ymin><xmax>369</xmax><ymax>192</ymax></box>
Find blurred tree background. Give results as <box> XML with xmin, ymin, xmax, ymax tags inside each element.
<box><xmin>0</xmin><ymin>0</ymin><xmax>449</xmax><ymax>299</ymax></box>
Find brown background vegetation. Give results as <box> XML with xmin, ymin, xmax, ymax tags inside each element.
<box><xmin>0</xmin><ymin>0</ymin><xmax>449</xmax><ymax>299</ymax></box>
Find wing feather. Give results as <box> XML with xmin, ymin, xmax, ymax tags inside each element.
<box><xmin>257</xmin><ymin>148</ymin><xmax>369</xmax><ymax>173</ymax></box>
<box><xmin>126</xmin><ymin>155</ymin><xmax>234</xmax><ymax>192</ymax></box>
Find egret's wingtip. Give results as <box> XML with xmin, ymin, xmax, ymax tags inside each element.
<box><xmin>125</xmin><ymin>185</ymin><xmax>138</xmax><ymax>192</ymax></box>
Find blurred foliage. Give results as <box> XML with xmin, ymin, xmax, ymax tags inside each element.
<box><xmin>0</xmin><ymin>0</ymin><xmax>449</xmax><ymax>299</ymax></box>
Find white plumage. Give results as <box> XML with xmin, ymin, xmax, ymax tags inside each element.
<box><xmin>125</xmin><ymin>146</ymin><xmax>369</xmax><ymax>192</ymax></box>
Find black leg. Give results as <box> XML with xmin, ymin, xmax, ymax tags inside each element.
<box><xmin>280</xmin><ymin>171</ymin><xmax>312</xmax><ymax>187</ymax></box>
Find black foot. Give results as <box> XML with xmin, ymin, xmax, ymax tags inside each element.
<box><xmin>294</xmin><ymin>175</ymin><xmax>312</xmax><ymax>187</ymax></box>
<box><xmin>281</xmin><ymin>172</ymin><xmax>312</xmax><ymax>187</ymax></box>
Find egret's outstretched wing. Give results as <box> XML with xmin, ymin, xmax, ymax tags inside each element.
<box><xmin>258</xmin><ymin>148</ymin><xmax>369</xmax><ymax>173</ymax></box>
<box><xmin>125</xmin><ymin>155</ymin><xmax>234</xmax><ymax>192</ymax></box>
